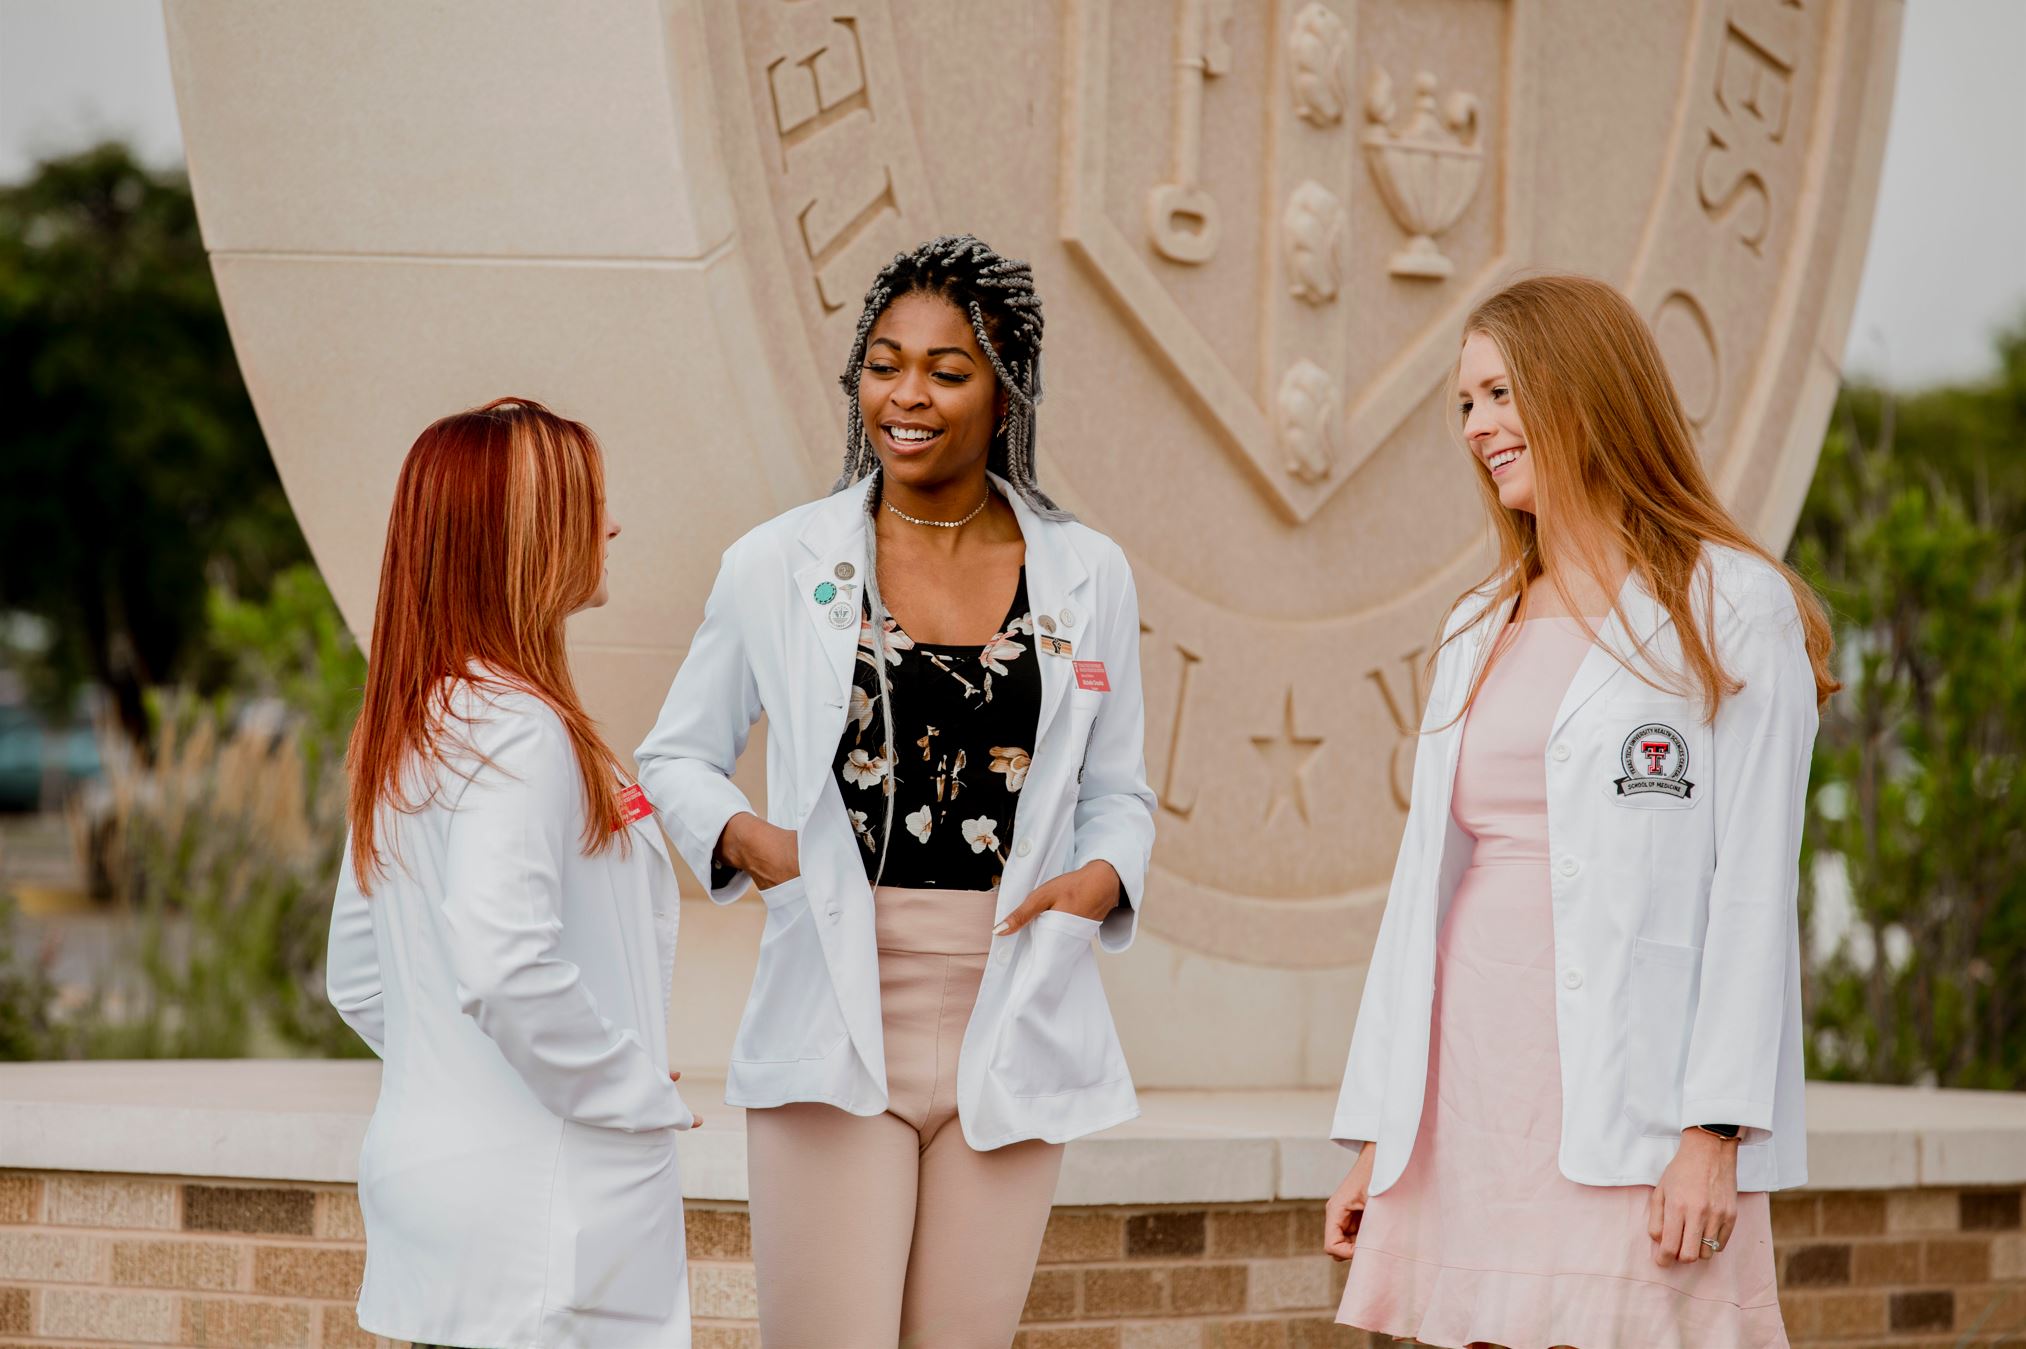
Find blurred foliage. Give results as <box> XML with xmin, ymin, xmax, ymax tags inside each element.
<box><xmin>0</xmin><ymin>143</ymin><xmax>308</xmax><ymax>745</ymax></box>
<box><xmin>84</xmin><ymin>564</ymin><xmax>368</xmax><ymax>1059</ymax></box>
<box><xmin>0</xmin><ymin>887</ymin><xmax>71</xmax><ymax>1060</ymax></box>
<box><xmin>1792</xmin><ymin>313</ymin><xmax>2026</xmax><ymax>1090</ymax></box>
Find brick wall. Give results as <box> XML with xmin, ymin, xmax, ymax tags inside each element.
<box><xmin>4</xmin><ymin>1173</ymin><xmax>2023</xmax><ymax>1347</ymax></box>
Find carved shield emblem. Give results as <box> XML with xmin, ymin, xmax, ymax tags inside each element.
<box><xmin>702</xmin><ymin>0</ymin><xmax>1893</xmax><ymax>969</ymax></box>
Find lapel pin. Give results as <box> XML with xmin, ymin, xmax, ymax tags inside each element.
<box><xmin>1040</xmin><ymin>634</ymin><xmax>1073</xmax><ymax>658</ymax></box>
<box><xmin>1060</xmin><ymin>607</ymin><xmax>1078</xmax><ymax>628</ymax></box>
<box><xmin>813</xmin><ymin>581</ymin><xmax>838</xmax><ymax>604</ymax></box>
<box><xmin>1038</xmin><ymin>615</ymin><xmax>1057</xmax><ymax>633</ymax></box>
<box><xmin>834</xmin><ymin>562</ymin><xmax>856</xmax><ymax>581</ymax></box>
<box><xmin>827</xmin><ymin>600</ymin><xmax>856</xmax><ymax>629</ymax></box>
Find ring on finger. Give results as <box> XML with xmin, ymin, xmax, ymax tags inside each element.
<box><xmin>1701</xmin><ymin>1236</ymin><xmax>1722</xmax><ymax>1254</ymax></box>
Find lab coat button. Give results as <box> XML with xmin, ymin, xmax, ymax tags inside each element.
<box><xmin>1558</xmin><ymin>858</ymin><xmax>1579</xmax><ymax>878</ymax></box>
<box><xmin>992</xmin><ymin>945</ymin><xmax>1011</xmax><ymax>968</ymax></box>
<box><xmin>1015</xmin><ymin>838</ymin><xmax>1033</xmax><ymax>858</ymax></box>
<box><xmin>1551</xmin><ymin>742</ymin><xmax>1571</xmax><ymax>762</ymax></box>
<box><xmin>1562</xmin><ymin>969</ymin><xmax>1583</xmax><ymax>990</ymax></box>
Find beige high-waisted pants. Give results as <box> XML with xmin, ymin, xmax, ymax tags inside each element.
<box><xmin>746</xmin><ymin>886</ymin><xmax>1065</xmax><ymax>1348</ymax></box>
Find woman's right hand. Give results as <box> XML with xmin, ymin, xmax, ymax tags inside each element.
<box><xmin>1323</xmin><ymin>1142</ymin><xmax>1376</xmax><ymax>1261</ymax></box>
<box><xmin>718</xmin><ymin>812</ymin><xmax>800</xmax><ymax>891</ymax></box>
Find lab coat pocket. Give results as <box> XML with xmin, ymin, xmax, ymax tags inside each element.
<box><xmin>992</xmin><ymin>910</ymin><xmax>1128</xmax><ymax>1098</ymax></box>
<box><xmin>731</xmin><ymin>877</ymin><xmax>850</xmax><ymax>1064</ymax></box>
<box><xmin>1602</xmin><ymin>700</ymin><xmax>1708</xmax><ymax>812</ymax></box>
<box><xmin>558</xmin><ymin>1122</ymin><xmax>682</xmax><ymax>1319</ymax></box>
<box><xmin>1623</xmin><ymin>937</ymin><xmax>1702</xmax><ymax>1138</ymax></box>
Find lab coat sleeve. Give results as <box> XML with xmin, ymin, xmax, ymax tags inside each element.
<box><xmin>1069</xmin><ymin>554</ymin><xmax>1159</xmax><ymax>954</ymax></box>
<box><xmin>443</xmin><ymin>701</ymin><xmax>691</xmax><ymax>1134</ymax></box>
<box><xmin>1331</xmin><ymin>777</ymin><xmax>1423</xmax><ymax>1150</ymax></box>
<box><xmin>325</xmin><ymin>837</ymin><xmax>386</xmax><ymax>1057</ymax></box>
<box><xmin>636</xmin><ymin>544</ymin><xmax>765</xmax><ymax>904</ymax></box>
<box><xmin>1678</xmin><ymin>579</ymin><xmax>1818</xmax><ymax>1142</ymax></box>
<box><xmin>1330</xmin><ymin>592</ymin><xmax>1488</xmax><ymax>1149</ymax></box>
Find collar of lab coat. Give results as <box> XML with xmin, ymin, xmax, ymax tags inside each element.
<box><xmin>1453</xmin><ymin>568</ymin><xmax>1679</xmax><ymax>742</ymax></box>
<box><xmin>789</xmin><ymin>472</ymin><xmax>1095</xmax><ymax>779</ymax></box>
<box><xmin>1547</xmin><ymin>568</ymin><xmax>1677</xmax><ymax>740</ymax></box>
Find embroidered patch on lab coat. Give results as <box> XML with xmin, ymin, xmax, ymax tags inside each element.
<box><xmin>1615</xmin><ymin>722</ymin><xmax>1694</xmax><ymax>799</ymax></box>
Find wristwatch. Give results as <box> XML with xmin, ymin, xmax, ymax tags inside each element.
<box><xmin>1694</xmin><ymin>1123</ymin><xmax>1742</xmax><ymax>1141</ymax></box>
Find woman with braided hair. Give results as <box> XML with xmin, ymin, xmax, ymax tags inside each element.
<box><xmin>638</xmin><ymin>235</ymin><xmax>1157</xmax><ymax>1345</ymax></box>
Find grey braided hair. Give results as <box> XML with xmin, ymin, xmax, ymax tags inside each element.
<box><xmin>834</xmin><ymin>234</ymin><xmax>1067</xmax><ymax>885</ymax></box>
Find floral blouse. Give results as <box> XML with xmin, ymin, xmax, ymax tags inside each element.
<box><xmin>831</xmin><ymin>570</ymin><xmax>1041</xmax><ymax>890</ymax></box>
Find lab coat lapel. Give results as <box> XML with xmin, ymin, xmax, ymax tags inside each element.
<box><xmin>793</xmin><ymin>481</ymin><xmax>874</xmax><ymax>708</ymax></box>
<box><xmin>1547</xmin><ymin>574</ymin><xmax>1674</xmax><ymax>743</ymax></box>
<box><xmin>1001</xmin><ymin>478</ymin><xmax>1089</xmax><ymax>749</ymax></box>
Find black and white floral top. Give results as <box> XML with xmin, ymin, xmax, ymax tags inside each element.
<box><xmin>831</xmin><ymin>569</ymin><xmax>1041</xmax><ymax>890</ymax></box>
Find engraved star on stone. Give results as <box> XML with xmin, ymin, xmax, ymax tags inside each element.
<box><xmin>1251</xmin><ymin>688</ymin><xmax>1324</xmax><ymax>826</ymax></box>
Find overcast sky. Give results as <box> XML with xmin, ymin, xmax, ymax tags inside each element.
<box><xmin>2</xmin><ymin>0</ymin><xmax>2021</xmax><ymax>390</ymax></box>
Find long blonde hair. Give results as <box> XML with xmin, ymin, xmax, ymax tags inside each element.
<box><xmin>345</xmin><ymin>397</ymin><xmax>626</xmax><ymax>891</ymax></box>
<box><xmin>1436</xmin><ymin>274</ymin><xmax>1839</xmax><ymax>722</ymax></box>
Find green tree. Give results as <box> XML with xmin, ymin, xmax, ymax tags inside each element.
<box><xmin>1792</xmin><ymin>314</ymin><xmax>2026</xmax><ymax>1089</ymax></box>
<box><xmin>0</xmin><ymin>142</ymin><xmax>307</xmax><ymax>743</ymax></box>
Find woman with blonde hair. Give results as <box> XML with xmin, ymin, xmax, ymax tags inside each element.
<box><xmin>1324</xmin><ymin>275</ymin><xmax>1835</xmax><ymax>1347</ymax></box>
<box><xmin>327</xmin><ymin>398</ymin><xmax>697</xmax><ymax>1349</ymax></box>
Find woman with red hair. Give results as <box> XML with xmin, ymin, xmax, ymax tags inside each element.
<box><xmin>326</xmin><ymin>398</ymin><xmax>696</xmax><ymax>1349</ymax></box>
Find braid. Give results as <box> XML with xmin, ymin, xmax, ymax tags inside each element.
<box><xmin>830</xmin><ymin>234</ymin><xmax>1066</xmax><ymax>519</ymax></box>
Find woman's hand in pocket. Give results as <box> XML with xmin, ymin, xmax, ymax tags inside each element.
<box><xmin>1324</xmin><ymin>1143</ymin><xmax>1376</xmax><ymax>1260</ymax></box>
<box><xmin>717</xmin><ymin>813</ymin><xmax>799</xmax><ymax>891</ymax></box>
<box><xmin>992</xmin><ymin>860</ymin><xmax>1121</xmax><ymax>936</ymax></box>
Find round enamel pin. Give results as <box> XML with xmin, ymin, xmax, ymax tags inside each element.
<box><xmin>827</xmin><ymin>599</ymin><xmax>855</xmax><ymax>629</ymax></box>
<box><xmin>834</xmin><ymin>562</ymin><xmax>855</xmax><ymax>580</ymax></box>
<box><xmin>1615</xmin><ymin>722</ymin><xmax>1694</xmax><ymax>799</ymax></box>
<box><xmin>813</xmin><ymin>581</ymin><xmax>837</xmax><ymax>604</ymax></box>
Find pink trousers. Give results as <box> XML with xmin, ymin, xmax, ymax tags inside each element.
<box><xmin>746</xmin><ymin>887</ymin><xmax>1064</xmax><ymax>1348</ymax></box>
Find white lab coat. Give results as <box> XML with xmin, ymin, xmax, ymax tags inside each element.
<box><xmin>1333</xmin><ymin>545</ymin><xmax>1818</xmax><ymax>1195</ymax></box>
<box><xmin>327</xmin><ymin>682</ymin><xmax>695</xmax><ymax>1349</ymax></box>
<box><xmin>636</xmin><ymin>475</ymin><xmax>1157</xmax><ymax>1150</ymax></box>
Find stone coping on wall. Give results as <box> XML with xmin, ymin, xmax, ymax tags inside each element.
<box><xmin>3</xmin><ymin>1062</ymin><xmax>2024</xmax><ymax>1202</ymax></box>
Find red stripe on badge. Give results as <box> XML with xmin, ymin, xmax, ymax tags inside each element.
<box><xmin>1073</xmin><ymin>660</ymin><xmax>1110</xmax><ymax>692</ymax></box>
<box><xmin>615</xmin><ymin>783</ymin><xmax>653</xmax><ymax>829</ymax></box>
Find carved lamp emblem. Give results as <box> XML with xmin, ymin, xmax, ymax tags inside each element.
<box><xmin>1362</xmin><ymin>69</ymin><xmax>1483</xmax><ymax>280</ymax></box>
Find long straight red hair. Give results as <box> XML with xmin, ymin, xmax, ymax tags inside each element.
<box><xmin>1435</xmin><ymin>275</ymin><xmax>1839</xmax><ymax>723</ymax></box>
<box><xmin>345</xmin><ymin>397</ymin><xmax>625</xmax><ymax>892</ymax></box>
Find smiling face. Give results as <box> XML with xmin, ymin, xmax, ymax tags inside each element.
<box><xmin>1457</xmin><ymin>329</ymin><xmax>1535</xmax><ymax>514</ymax></box>
<box><xmin>857</xmin><ymin>290</ymin><xmax>1005</xmax><ymax>495</ymax></box>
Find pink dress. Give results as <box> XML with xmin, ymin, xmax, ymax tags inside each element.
<box><xmin>1337</xmin><ymin>618</ymin><xmax>1786</xmax><ymax>1349</ymax></box>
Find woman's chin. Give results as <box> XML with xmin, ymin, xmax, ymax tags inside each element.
<box><xmin>1497</xmin><ymin>479</ymin><xmax>1537</xmax><ymax>515</ymax></box>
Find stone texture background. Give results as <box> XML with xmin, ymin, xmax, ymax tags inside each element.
<box><xmin>3</xmin><ymin>1171</ymin><xmax>2021</xmax><ymax>1347</ymax></box>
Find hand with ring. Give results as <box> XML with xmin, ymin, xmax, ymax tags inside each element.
<box><xmin>1647</xmin><ymin>1128</ymin><xmax>1740</xmax><ymax>1265</ymax></box>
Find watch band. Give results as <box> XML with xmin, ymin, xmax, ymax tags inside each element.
<box><xmin>1695</xmin><ymin>1123</ymin><xmax>1742</xmax><ymax>1141</ymax></box>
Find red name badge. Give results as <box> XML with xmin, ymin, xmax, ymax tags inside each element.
<box><xmin>1073</xmin><ymin>660</ymin><xmax>1110</xmax><ymax>692</ymax></box>
<box><xmin>614</xmin><ymin>783</ymin><xmax>654</xmax><ymax>830</ymax></box>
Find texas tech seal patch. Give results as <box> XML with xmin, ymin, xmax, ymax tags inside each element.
<box><xmin>1616</xmin><ymin>723</ymin><xmax>1695</xmax><ymax>799</ymax></box>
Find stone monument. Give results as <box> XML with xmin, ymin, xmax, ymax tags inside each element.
<box><xmin>162</xmin><ymin>0</ymin><xmax>1899</xmax><ymax>1087</ymax></box>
